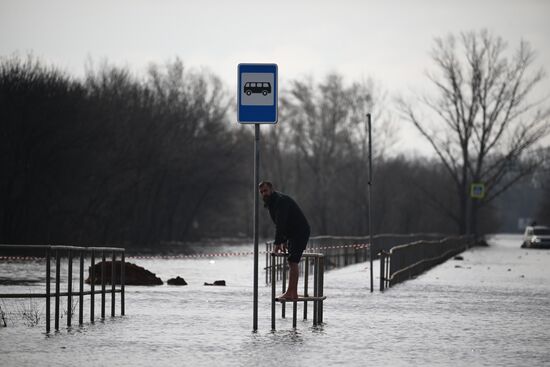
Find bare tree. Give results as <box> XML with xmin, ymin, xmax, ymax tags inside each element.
<box><xmin>280</xmin><ymin>73</ymin><xmax>393</xmax><ymax>235</ymax></box>
<box><xmin>282</xmin><ymin>74</ymin><xmax>361</xmax><ymax>234</ymax></box>
<box><xmin>399</xmin><ymin>29</ymin><xmax>550</xmax><ymax>235</ymax></box>
<box><xmin>344</xmin><ymin>78</ymin><xmax>395</xmax><ymax>234</ymax></box>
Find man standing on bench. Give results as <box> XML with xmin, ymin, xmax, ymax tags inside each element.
<box><xmin>259</xmin><ymin>181</ymin><xmax>311</xmax><ymax>300</ymax></box>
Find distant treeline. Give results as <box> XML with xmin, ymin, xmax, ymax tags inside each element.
<box><xmin>0</xmin><ymin>55</ymin><xmax>541</xmax><ymax>248</ymax></box>
<box><xmin>1</xmin><ymin>56</ymin><xmax>252</xmax><ymax>247</ymax></box>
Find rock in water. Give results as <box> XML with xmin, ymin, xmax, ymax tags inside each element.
<box><xmin>167</xmin><ymin>276</ymin><xmax>188</xmax><ymax>285</ymax></box>
<box><xmin>204</xmin><ymin>280</ymin><xmax>226</xmax><ymax>286</ymax></box>
<box><xmin>475</xmin><ymin>239</ymin><xmax>489</xmax><ymax>247</ymax></box>
<box><xmin>86</xmin><ymin>261</ymin><xmax>163</xmax><ymax>285</ymax></box>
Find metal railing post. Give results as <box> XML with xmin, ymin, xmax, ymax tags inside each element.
<box><xmin>111</xmin><ymin>251</ymin><xmax>116</xmax><ymax>317</ymax></box>
<box><xmin>55</xmin><ymin>250</ymin><xmax>60</xmax><ymax>331</ymax></box>
<box><xmin>101</xmin><ymin>251</ymin><xmax>106</xmax><ymax>319</ymax></box>
<box><xmin>46</xmin><ymin>247</ymin><xmax>51</xmax><ymax>333</ymax></box>
<box><xmin>319</xmin><ymin>256</ymin><xmax>324</xmax><ymax>324</ymax></box>
<box><xmin>121</xmin><ymin>251</ymin><xmax>125</xmax><ymax>316</ymax></box>
<box><xmin>292</xmin><ymin>301</ymin><xmax>297</xmax><ymax>328</ymax></box>
<box><xmin>79</xmin><ymin>250</ymin><xmax>84</xmax><ymax>325</ymax></box>
<box><xmin>271</xmin><ymin>253</ymin><xmax>276</xmax><ymax>331</ymax></box>
<box><xmin>379</xmin><ymin>251</ymin><xmax>385</xmax><ymax>292</ymax></box>
<box><xmin>281</xmin><ymin>260</ymin><xmax>286</xmax><ymax>319</ymax></box>
<box><xmin>277</xmin><ymin>255</ymin><xmax>281</xmax><ymax>281</ymax></box>
<box><xmin>313</xmin><ymin>257</ymin><xmax>318</xmax><ymax>326</ymax></box>
<box><xmin>67</xmin><ymin>250</ymin><xmax>73</xmax><ymax>327</ymax></box>
<box><xmin>265</xmin><ymin>243</ymin><xmax>269</xmax><ymax>285</ymax></box>
<box><xmin>344</xmin><ymin>246</ymin><xmax>348</xmax><ymax>266</ymax></box>
<box><xmin>303</xmin><ymin>256</ymin><xmax>309</xmax><ymax>320</ymax></box>
<box><xmin>384</xmin><ymin>253</ymin><xmax>391</xmax><ymax>288</ymax></box>
<box><xmin>90</xmin><ymin>250</ymin><xmax>95</xmax><ymax>323</ymax></box>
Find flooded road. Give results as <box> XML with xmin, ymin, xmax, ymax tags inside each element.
<box><xmin>1</xmin><ymin>234</ymin><xmax>549</xmax><ymax>366</ymax></box>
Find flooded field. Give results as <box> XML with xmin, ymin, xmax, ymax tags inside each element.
<box><xmin>1</xmin><ymin>234</ymin><xmax>549</xmax><ymax>366</ymax></box>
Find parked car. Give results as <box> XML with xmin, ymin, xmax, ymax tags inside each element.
<box><xmin>521</xmin><ymin>225</ymin><xmax>550</xmax><ymax>248</ymax></box>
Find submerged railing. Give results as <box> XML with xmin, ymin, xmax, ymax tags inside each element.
<box><xmin>381</xmin><ymin>235</ymin><xmax>474</xmax><ymax>290</ymax></box>
<box><xmin>0</xmin><ymin>244</ymin><xmax>125</xmax><ymax>333</ymax></box>
<box><xmin>271</xmin><ymin>252</ymin><xmax>326</xmax><ymax>330</ymax></box>
<box><xmin>265</xmin><ymin>233</ymin><xmax>447</xmax><ymax>284</ymax></box>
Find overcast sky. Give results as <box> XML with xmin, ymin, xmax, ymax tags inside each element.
<box><xmin>1</xmin><ymin>0</ymin><xmax>549</xmax><ymax>155</ymax></box>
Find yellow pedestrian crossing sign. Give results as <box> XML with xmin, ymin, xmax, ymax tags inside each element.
<box><xmin>470</xmin><ymin>183</ymin><xmax>485</xmax><ymax>199</ymax></box>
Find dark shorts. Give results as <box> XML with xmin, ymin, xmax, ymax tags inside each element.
<box><xmin>287</xmin><ymin>233</ymin><xmax>309</xmax><ymax>263</ymax></box>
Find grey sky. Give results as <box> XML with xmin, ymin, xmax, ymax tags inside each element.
<box><xmin>1</xmin><ymin>0</ymin><xmax>549</xmax><ymax>155</ymax></box>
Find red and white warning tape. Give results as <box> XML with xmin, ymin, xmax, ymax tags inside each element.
<box><xmin>128</xmin><ymin>243</ymin><xmax>370</xmax><ymax>259</ymax></box>
<box><xmin>0</xmin><ymin>256</ymin><xmax>43</xmax><ymax>261</ymax></box>
<box><xmin>0</xmin><ymin>243</ymin><xmax>370</xmax><ymax>261</ymax></box>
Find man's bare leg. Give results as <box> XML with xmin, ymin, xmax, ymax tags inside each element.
<box><xmin>279</xmin><ymin>262</ymin><xmax>299</xmax><ymax>300</ymax></box>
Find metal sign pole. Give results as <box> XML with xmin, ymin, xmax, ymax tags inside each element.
<box><xmin>238</xmin><ymin>63</ymin><xmax>276</xmax><ymax>331</ymax></box>
<box><xmin>367</xmin><ymin>113</ymin><xmax>374</xmax><ymax>293</ymax></box>
<box><xmin>253</xmin><ymin>123</ymin><xmax>260</xmax><ymax>331</ymax></box>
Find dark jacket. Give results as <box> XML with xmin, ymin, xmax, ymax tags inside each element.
<box><xmin>266</xmin><ymin>191</ymin><xmax>310</xmax><ymax>245</ymax></box>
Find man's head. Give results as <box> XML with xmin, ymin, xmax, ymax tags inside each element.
<box><xmin>259</xmin><ymin>181</ymin><xmax>273</xmax><ymax>202</ymax></box>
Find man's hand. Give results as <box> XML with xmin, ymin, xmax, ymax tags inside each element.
<box><xmin>273</xmin><ymin>242</ymin><xmax>288</xmax><ymax>253</ymax></box>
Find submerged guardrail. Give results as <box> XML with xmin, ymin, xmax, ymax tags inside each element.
<box><xmin>265</xmin><ymin>233</ymin><xmax>447</xmax><ymax>284</ymax></box>
<box><xmin>382</xmin><ymin>235</ymin><xmax>474</xmax><ymax>290</ymax></box>
<box><xmin>271</xmin><ymin>252</ymin><xmax>326</xmax><ymax>329</ymax></box>
<box><xmin>0</xmin><ymin>244</ymin><xmax>125</xmax><ymax>333</ymax></box>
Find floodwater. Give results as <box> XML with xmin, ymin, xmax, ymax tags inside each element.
<box><xmin>1</xmin><ymin>234</ymin><xmax>549</xmax><ymax>366</ymax></box>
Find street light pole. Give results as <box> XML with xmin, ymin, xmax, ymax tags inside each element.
<box><xmin>367</xmin><ymin>113</ymin><xmax>374</xmax><ymax>292</ymax></box>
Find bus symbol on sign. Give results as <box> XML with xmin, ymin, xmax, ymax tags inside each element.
<box><xmin>244</xmin><ymin>82</ymin><xmax>271</xmax><ymax>96</ymax></box>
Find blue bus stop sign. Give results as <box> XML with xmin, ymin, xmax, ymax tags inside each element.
<box><xmin>237</xmin><ymin>63</ymin><xmax>278</xmax><ymax>124</ymax></box>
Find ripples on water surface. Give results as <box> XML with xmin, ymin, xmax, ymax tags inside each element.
<box><xmin>1</xmin><ymin>234</ymin><xmax>549</xmax><ymax>366</ymax></box>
